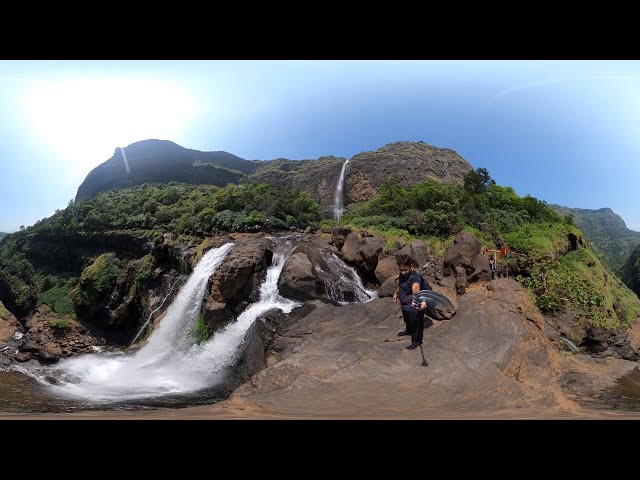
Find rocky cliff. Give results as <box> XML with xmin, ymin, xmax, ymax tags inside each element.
<box><xmin>549</xmin><ymin>205</ymin><xmax>640</xmax><ymax>274</ymax></box>
<box><xmin>621</xmin><ymin>243</ymin><xmax>640</xmax><ymax>298</ymax></box>
<box><xmin>75</xmin><ymin>140</ymin><xmax>473</xmax><ymax>214</ymax></box>
<box><xmin>75</xmin><ymin>140</ymin><xmax>257</xmax><ymax>201</ymax></box>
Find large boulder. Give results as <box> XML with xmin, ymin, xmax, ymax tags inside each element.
<box><xmin>12</xmin><ymin>305</ymin><xmax>106</xmax><ymax>364</ymax></box>
<box><xmin>340</xmin><ymin>232</ymin><xmax>383</xmax><ymax>282</ymax></box>
<box><xmin>209</xmin><ymin>279</ymin><xmax>565</xmax><ymax>418</ymax></box>
<box><xmin>397</xmin><ymin>240</ymin><xmax>431</xmax><ymax>270</ymax></box>
<box><xmin>375</xmin><ymin>256</ymin><xmax>399</xmax><ymax>284</ymax></box>
<box><xmin>278</xmin><ymin>241</ymin><xmax>372</xmax><ymax>304</ymax></box>
<box><xmin>208</xmin><ymin>238</ymin><xmax>274</xmax><ymax>304</ymax></box>
<box><xmin>443</xmin><ymin>232</ymin><xmax>482</xmax><ymax>278</ymax></box>
<box><xmin>204</xmin><ymin>238</ymin><xmax>274</xmax><ymax>334</ymax></box>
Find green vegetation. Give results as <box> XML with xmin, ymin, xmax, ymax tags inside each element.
<box><xmin>549</xmin><ymin>204</ymin><xmax>640</xmax><ymax>273</ymax></box>
<box><xmin>48</xmin><ymin>318</ymin><xmax>73</xmax><ymax>330</ymax></box>
<box><xmin>71</xmin><ymin>253</ymin><xmax>125</xmax><ymax>311</ymax></box>
<box><xmin>341</xmin><ymin>173</ymin><xmax>560</xmax><ymax>239</ymax></box>
<box><xmin>28</xmin><ymin>182</ymin><xmax>322</xmax><ymax>235</ymax></box>
<box><xmin>195</xmin><ymin>313</ymin><xmax>208</xmax><ymax>342</ymax></box>
<box><xmin>36</xmin><ymin>276</ymin><xmax>77</xmax><ymax>317</ymax></box>
<box><xmin>0</xmin><ymin>301</ymin><xmax>9</xmax><ymax>318</ymax></box>
<box><xmin>340</xmin><ymin>167</ymin><xmax>640</xmax><ymax>330</ymax></box>
<box><xmin>519</xmin><ymin>248</ymin><xmax>640</xmax><ymax>328</ymax></box>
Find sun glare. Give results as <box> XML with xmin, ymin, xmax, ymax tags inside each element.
<box><xmin>24</xmin><ymin>76</ymin><xmax>198</xmax><ymax>171</ymax></box>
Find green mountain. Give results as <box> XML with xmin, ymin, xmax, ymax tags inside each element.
<box><xmin>621</xmin><ymin>244</ymin><xmax>640</xmax><ymax>298</ymax></box>
<box><xmin>75</xmin><ymin>139</ymin><xmax>473</xmax><ymax>216</ymax></box>
<box><xmin>2</xmin><ymin>144</ymin><xmax>639</xmax><ymax>362</ymax></box>
<box><xmin>548</xmin><ymin>205</ymin><xmax>640</xmax><ymax>273</ymax></box>
<box><xmin>0</xmin><ymin>233</ymin><xmax>7</xmax><ymax>241</ymax></box>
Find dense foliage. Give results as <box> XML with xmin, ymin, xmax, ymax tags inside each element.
<box><xmin>28</xmin><ymin>181</ymin><xmax>322</xmax><ymax>235</ymax></box>
<box><xmin>343</xmin><ymin>168</ymin><xmax>562</xmax><ymax>240</ymax></box>
<box><xmin>1</xmin><ymin>167</ymin><xmax>639</xmax><ymax>335</ymax></box>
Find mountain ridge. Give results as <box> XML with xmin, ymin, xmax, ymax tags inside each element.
<box><xmin>548</xmin><ymin>204</ymin><xmax>640</xmax><ymax>274</ymax></box>
<box><xmin>75</xmin><ymin>139</ymin><xmax>474</xmax><ymax>213</ymax></box>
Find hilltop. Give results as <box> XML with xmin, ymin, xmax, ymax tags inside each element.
<box><xmin>75</xmin><ymin>139</ymin><xmax>473</xmax><ymax>215</ymax></box>
<box><xmin>549</xmin><ymin>205</ymin><xmax>640</xmax><ymax>274</ymax></box>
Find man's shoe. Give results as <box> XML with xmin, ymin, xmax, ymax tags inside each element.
<box><xmin>406</xmin><ymin>342</ymin><xmax>421</xmax><ymax>350</ymax></box>
<box><xmin>397</xmin><ymin>331</ymin><xmax>412</xmax><ymax>337</ymax></box>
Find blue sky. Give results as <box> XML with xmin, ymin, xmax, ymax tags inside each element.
<box><xmin>1</xmin><ymin>60</ymin><xmax>639</xmax><ymax>232</ymax></box>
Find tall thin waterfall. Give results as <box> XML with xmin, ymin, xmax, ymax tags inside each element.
<box><xmin>333</xmin><ymin>158</ymin><xmax>350</xmax><ymax>223</ymax></box>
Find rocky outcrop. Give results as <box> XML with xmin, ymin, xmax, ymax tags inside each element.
<box><xmin>204</xmin><ymin>279</ymin><xmax>567</xmax><ymax>418</ymax></box>
<box><xmin>204</xmin><ymin>238</ymin><xmax>274</xmax><ymax>333</ymax></box>
<box><xmin>0</xmin><ymin>301</ymin><xmax>17</xmax><ymax>347</ymax></box>
<box><xmin>340</xmin><ymin>232</ymin><xmax>383</xmax><ymax>282</ymax></box>
<box><xmin>579</xmin><ymin>325</ymin><xmax>639</xmax><ymax>361</ymax></box>
<box><xmin>277</xmin><ymin>241</ymin><xmax>372</xmax><ymax>304</ymax></box>
<box><xmin>8</xmin><ymin>305</ymin><xmax>106</xmax><ymax>363</ymax></box>
<box><xmin>443</xmin><ymin>232</ymin><xmax>492</xmax><ymax>288</ymax></box>
<box><xmin>75</xmin><ymin>140</ymin><xmax>473</xmax><ymax>216</ymax></box>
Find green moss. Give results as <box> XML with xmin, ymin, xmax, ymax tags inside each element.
<box><xmin>519</xmin><ymin>247</ymin><xmax>640</xmax><ymax>329</ymax></box>
<box><xmin>193</xmin><ymin>238</ymin><xmax>215</xmax><ymax>265</ymax></box>
<box><xmin>71</xmin><ymin>253</ymin><xmax>124</xmax><ymax>310</ymax></box>
<box><xmin>49</xmin><ymin>318</ymin><xmax>73</xmax><ymax>330</ymax></box>
<box><xmin>0</xmin><ymin>301</ymin><xmax>9</xmax><ymax>318</ymax></box>
<box><xmin>504</xmin><ymin>222</ymin><xmax>581</xmax><ymax>258</ymax></box>
<box><xmin>195</xmin><ymin>313</ymin><xmax>208</xmax><ymax>342</ymax></box>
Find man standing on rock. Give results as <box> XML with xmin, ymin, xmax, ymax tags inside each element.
<box><xmin>393</xmin><ymin>254</ymin><xmax>430</xmax><ymax>350</ymax></box>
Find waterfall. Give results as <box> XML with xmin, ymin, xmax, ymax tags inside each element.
<box><xmin>16</xmin><ymin>243</ymin><xmax>235</xmax><ymax>403</ymax></box>
<box><xmin>315</xmin><ymin>249</ymin><xmax>377</xmax><ymax>304</ymax></box>
<box><xmin>129</xmin><ymin>274</ymin><xmax>184</xmax><ymax>346</ymax></box>
<box><xmin>119</xmin><ymin>147</ymin><xmax>130</xmax><ymax>175</ymax></box>
<box><xmin>333</xmin><ymin>158</ymin><xmax>350</xmax><ymax>223</ymax></box>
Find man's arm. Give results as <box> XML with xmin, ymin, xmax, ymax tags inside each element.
<box><xmin>392</xmin><ymin>287</ymin><xmax>399</xmax><ymax>302</ymax></box>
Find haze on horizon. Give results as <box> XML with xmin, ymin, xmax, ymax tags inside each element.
<box><xmin>1</xmin><ymin>60</ymin><xmax>640</xmax><ymax>233</ymax></box>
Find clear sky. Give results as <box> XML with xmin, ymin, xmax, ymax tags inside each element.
<box><xmin>1</xmin><ymin>60</ymin><xmax>639</xmax><ymax>232</ymax></box>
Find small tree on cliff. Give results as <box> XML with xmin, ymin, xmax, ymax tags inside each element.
<box><xmin>464</xmin><ymin>167</ymin><xmax>495</xmax><ymax>194</ymax></box>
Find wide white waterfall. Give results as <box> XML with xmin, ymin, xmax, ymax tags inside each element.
<box><xmin>333</xmin><ymin>158</ymin><xmax>350</xmax><ymax>223</ymax></box>
<box><xmin>11</xmin><ymin>237</ymin><xmax>377</xmax><ymax>405</ymax></box>
<box><xmin>19</xmin><ymin>243</ymin><xmax>235</xmax><ymax>402</ymax></box>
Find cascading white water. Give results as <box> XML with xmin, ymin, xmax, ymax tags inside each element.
<box><xmin>130</xmin><ymin>274</ymin><xmax>183</xmax><ymax>346</ymax></box>
<box><xmin>119</xmin><ymin>147</ymin><xmax>130</xmax><ymax>175</ymax></box>
<box><xmin>333</xmin><ymin>158</ymin><xmax>350</xmax><ymax>223</ymax></box>
<box><xmin>181</xmin><ymin>245</ymin><xmax>299</xmax><ymax>371</ymax></box>
<box><xmin>315</xmin><ymin>249</ymin><xmax>377</xmax><ymax>304</ymax></box>
<box><xmin>16</xmin><ymin>244</ymin><xmax>234</xmax><ymax>402</ymax></box>
<box><xmin>20</xmin><ymin>241</ymin><xmax>302</xmax><ymax>404</ymax></box>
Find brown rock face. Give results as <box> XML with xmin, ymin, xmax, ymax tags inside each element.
<box><xmin>203</xmin><ymin>238</ymin><xmax>274</xmax><ymax>334</ymax></box>
<box><xmin>0</xmin><ymin>302</ymin><xmax>18</xmax><ymax>347</ymax></box>
<box><xmin>205</xmin><ymin>279</ymin><xmax>567</xmax><ymax>418</ymax></box>
<box><xmin>251</xmin><ymin>142</ymin><xmax>472</xmax><ymax>212</ymax></box>
<box><xmin>208</xmin><ymin>238</ymin><xmax>274</xmax><ymax>304</ymax></box>
<box><xmin>13</xmin><ymin>305</ymin><xmax>106</xmax><ymax>363</ymax></box>
<box><xmin>340</xmin><ymin>232</ymin><xmax>383</xmax><ymax>281</ymax></box>
<box><xmin>444</xmin><ymin>231</ymin><xmax>482</xmax><ymax>277</ymax></box>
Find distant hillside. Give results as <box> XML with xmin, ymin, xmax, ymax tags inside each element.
<box><xmin>0</xmin><ymin>233</ymin><xmax>7</xmax><ymax>241</ymax></box>
<box><xmin>76</xmin><ymin>140</ymin><xmax>258</xmax><ymax>201</ymax></box>
<box><xmin>76</xmin><ymin>139</ymin><xmax>473</xmax><ymax>213</ymax></box>
<box><xmin>621</xmin><ymin>244</ymin><xmax>640</xmax><ymax>298</ymax></box>
<box><xmin>549</xmin><ymin>205</ymin><xmax>640</xmax><ymax>273</ymax></box>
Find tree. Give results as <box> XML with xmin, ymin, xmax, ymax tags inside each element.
<box><xmin>464</xmin><ymin>167</ymin><xmax>495</xmax><ymax>194</ymax></box>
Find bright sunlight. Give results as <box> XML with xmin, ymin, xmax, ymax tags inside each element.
<box><xmin>23</xmin><ymin>76</ymin><xmax>198</xmax><ymax>172</ymax></box>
